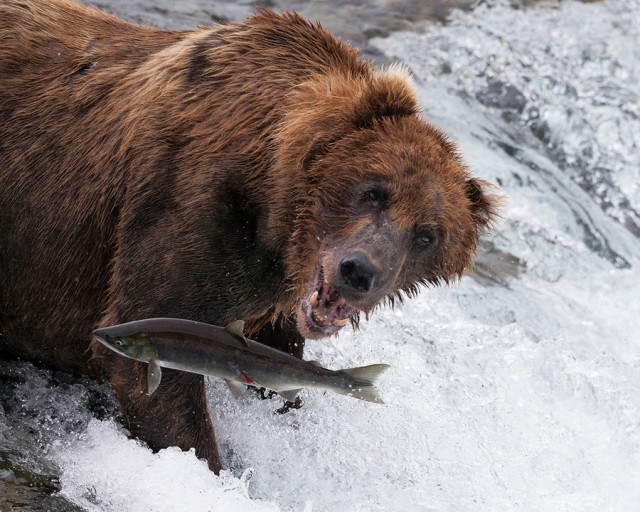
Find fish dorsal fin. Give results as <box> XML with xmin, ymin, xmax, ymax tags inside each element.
<box><xmin>225</xmin><ymin>320</ymin><xmax>249</xmax><ymax>346</ymax></box>
<box><xmin>224</xmin><ymin>320</ymin><xmax>244</xmax><ymax>338</ymax></box>
<box><xmin>225</xmin><ymin>379</ymin><xmax>247</xmax><ymax>399</ymax></box>
<box><xmin>278</xmin><ymin>389</ymin><xmax>301</xmax><ymax>402</ymax></box>
<box><xmin>225</xmin><ymin>320</ymin><xmax>245</xmax><ymax>338</ymax></box>
<box><xmin>147</xmin><ymin>361</ymin><xmax>162</xmax><ymax>395</ymax></box>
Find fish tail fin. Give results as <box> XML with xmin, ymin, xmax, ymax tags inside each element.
<box><xmin>338</xmin><ymin>364</ymin><xmax>390</xmax><ymax>404</ymax></box>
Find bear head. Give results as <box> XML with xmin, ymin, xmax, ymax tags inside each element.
<box><xmin>265</xmin><ymin>65</ymin><xmax>499</xmax><ymax>339</ymax></box>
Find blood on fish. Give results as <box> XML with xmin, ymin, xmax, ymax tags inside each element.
<box><xmin>239</xmin><ymin>370</ymin><xmax>257</xmax><ymax>385</ymax></box>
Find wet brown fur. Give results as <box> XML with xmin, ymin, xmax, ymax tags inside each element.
<box><xmin>0</xmin><ymin>0</ymin><xmax>498</xmax><ymax>473</ymax></box>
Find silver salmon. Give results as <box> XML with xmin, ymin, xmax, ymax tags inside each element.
<box><xmin>93</xmin><ymin>318</ymin><xmax>389</xmax><ymax>403</ymax></box>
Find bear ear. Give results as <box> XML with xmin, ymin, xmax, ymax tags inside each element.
<box><xmin>351</xmin><ymin>65</ymin><xmax>420</xmax><ymax>130</ymax></box>
<box><xmin>274</xmin><ymin>65</ymin><xmax>420</xmax><ymax>172</ymax></box>
<box><xmin>465</xmin><ymin>178</ymin><xmax>501</xmax><ymax>233</ymax></box>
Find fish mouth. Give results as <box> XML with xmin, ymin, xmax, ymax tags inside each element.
<box><xmin>297</xmin><ymin>264</ymin><xmax>355</xmax><ymax>339</ymax></box>
<box><xmin>92</xmin><ymin>329</ymin><xmax>111</xmax><ymax>348</ymax></box>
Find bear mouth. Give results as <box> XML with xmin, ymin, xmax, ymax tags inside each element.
<box><xmin>300</xmin><ymin>264</ymin><xmax>354</xmax><ymax>337</ymax></box>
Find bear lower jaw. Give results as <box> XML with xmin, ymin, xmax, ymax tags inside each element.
<box><xmin>298</xmin><ymin>311</ymin><xmax>342</xmax><ymax>339</ymax></box>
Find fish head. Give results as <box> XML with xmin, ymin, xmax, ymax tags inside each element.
<box><xmin>93</xmin><ymin>329</ymin><xmax>158</xmax><ymax>361</ymax></box>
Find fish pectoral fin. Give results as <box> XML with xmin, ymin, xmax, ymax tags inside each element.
<box><xmin>278</xmin><ymin>389</ymin><xmax>301</xmax><ymax>403</ymax></box>
<box><xmin>147</xmin><ymin>361</ymin><xmax>162</xmax><ymax>396</ymax></box>
<box><xmin>225</xmin><ymin>320</ymin><xmax>250</xmax><ymax>346</ymax></box>
<box><xmin>225</xmin><ymin>379</ymin><xmax>248</xmax><ymax>399</ymax></box>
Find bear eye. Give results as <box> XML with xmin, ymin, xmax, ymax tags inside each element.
<box><xmin>416</xmin><ymin>229</ymin><xmax>434</xmax><ymax>248</ymax></box>
<box><xmin>360</xmin><ymin>187</ymin><xmax>388</xmax><ymax>208</ymax></box>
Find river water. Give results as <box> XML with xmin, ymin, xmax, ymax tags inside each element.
<box><xmin>1</xmin><ymin>1</ymin><xmax>639</xmax><ymax>510</ymax></box>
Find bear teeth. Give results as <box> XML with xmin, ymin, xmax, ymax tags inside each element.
<box><xmin>303</xmin><ymin>264</ymin><xmax>354</xmax><ymax>334</ymax></box>
<box><xmin>311</xmin><ymin>310</ymin><xmax>327</xmax><ymax>325</ymax></box>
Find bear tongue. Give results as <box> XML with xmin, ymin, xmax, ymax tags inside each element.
<box><xmin>310</xmin><ymin>282</ymin><xmax>350</xmax><ymax>328</ymax></box>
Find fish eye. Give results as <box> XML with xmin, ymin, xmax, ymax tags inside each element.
<box><xmin>114</xmin><ymin>339</ymin><xmax>124</xmax><ymax>347</ymax></box>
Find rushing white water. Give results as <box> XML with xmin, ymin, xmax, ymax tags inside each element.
<box><xmin>380</xmin><ymin>0</ymin><xmax>640</xmax><ymax>239</ymax></box>
<box><xmin>1</xmin><ymin>1</ymin><xmax>639</xmax><ymax>511</ymax></box>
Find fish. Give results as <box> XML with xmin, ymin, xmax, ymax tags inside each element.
<box><xmin>93</xmin><ymin>318</ymin><xmax>390</xmax><ymax>404</ymax></box>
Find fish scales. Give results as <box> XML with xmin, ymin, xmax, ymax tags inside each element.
<box><xmin>148</xmin><ymin>331</ymin><xmax>344</xmax><ymax>391</ymax></box>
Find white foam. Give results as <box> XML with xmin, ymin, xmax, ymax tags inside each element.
<box><xmin>52</xmin><ymin>419</ymin><xmax>280</xmax><ymax>512</ymax></box>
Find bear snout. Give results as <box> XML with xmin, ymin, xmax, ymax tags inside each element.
<box><xmin>339</xmin><ymin>252</ymin><xmax>380</xmax><ymax>293</ymax></box>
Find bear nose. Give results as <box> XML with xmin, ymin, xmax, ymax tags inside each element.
<box><xmin>339</xmin><ymin>252</ymin><xmax>379</xmax><ymax>293</ymax></box>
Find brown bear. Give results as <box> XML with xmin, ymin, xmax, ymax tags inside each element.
<box><xmin>0</xmin><ymin>0</ymin><xmax>498</xmax><ymax>473</ymax></box>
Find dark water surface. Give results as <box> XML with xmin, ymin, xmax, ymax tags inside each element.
<box><xmin>88</xmin><ymin>0</ymin><xmax>474</xmax><ymax>60</ymax></box>
<box><xmin>0</xmin><ymin>361</ymin><xmax>117</xmax><ymax>511</ymax></box>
